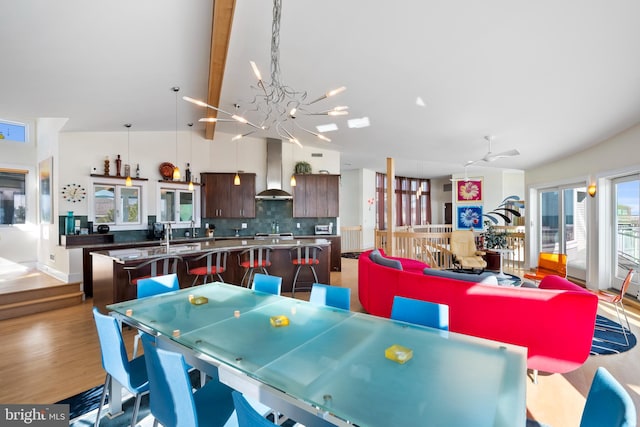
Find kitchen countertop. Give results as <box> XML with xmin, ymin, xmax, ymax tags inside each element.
<box><xmin>92</xmin><ymin>238</ymin><xmax>332</xmax><ymax>263</ymax></box>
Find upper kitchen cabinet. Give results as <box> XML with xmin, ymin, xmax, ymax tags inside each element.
<box><xmin>201</xmin><ymin>172</ymin><xmax>256</xmax><ymax>218</ymax></box>
<box><xmin>292</xmin><ymin>174</ymin><xmax>339</xmax><ymax>218</ymax></box>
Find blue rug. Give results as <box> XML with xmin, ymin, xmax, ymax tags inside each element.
<box><xmin>58</xmin><ymin>370</ymin><xmax>296</xmax><ymax>426</ymax></box>
<box><xmin>591</xmin><ymin>314</ymin><xmax>637</xmax><ymax>355</ymax></box>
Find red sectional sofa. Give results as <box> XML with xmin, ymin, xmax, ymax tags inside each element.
<box><xmin>358</xmin><ymin>249</ymin><xmax>599</xmax><ymax>374</ymax></box>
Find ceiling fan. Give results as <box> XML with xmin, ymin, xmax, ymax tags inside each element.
<box><xmin>465</xmin><ymin>136</ymin><xmax>520</xmax><ymax>166</ymax></box>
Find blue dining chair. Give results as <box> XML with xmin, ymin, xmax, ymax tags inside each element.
<box><xmin>309</xmin><ymin>283</ymin><xmax>351</xmax><ymax>310</ymax></box>
<box><xmin>580</xmin><ymin>367</ymin><xmax>636</xmax><ymax>427</ymax></box>
<box><xmin>132</xmin><ymin>273</ymin><xmax>180</xmax><ymax>358</ymax></box>
<box><xmin>92</xmin><ymin>307</ymin><xmax>149</xmax><ymax>427</ymax></box>
<box><xmin>390</xmin><ymin>296</ymin><xmax>449</xmax><ymax>331</ymax></box>
<box><xmin>136</xmin><ymin>273</ymin><xmax>180</xmax><ymax>298</ymax></box>
<box><xmin>232</xmin><ymin>391</ymin><xmax>276</xmax><ymax>426</ymax></box>
<box><xmin>527</xmin><ymin>367</ymin><xmax>636</xmax><ymax>427</ymax></box>
<box><xmin>252</xmin><ymin>273</ymin><xmax>282</xmax><ymax>295</ymax></box>
<box><xmin>141</xmin><ymin>334</ymin><xmax>235</xmax><ymax>427</ymax></box>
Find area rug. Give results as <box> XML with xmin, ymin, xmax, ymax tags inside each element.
<box><xmin>590</xmin><ymin>314</ymin><xmax>637</xmax><ymax>356</ymax></box>
<box><xmin>58</xmin><ymin>379</ymin><xmax>297</xmax><ymax>426</ymax></box>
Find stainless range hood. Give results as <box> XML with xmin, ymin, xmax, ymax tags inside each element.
<box><xmin>256</xmin><ymin>138</ymin><xmax>293</xmax><ymax>200</ymax></box>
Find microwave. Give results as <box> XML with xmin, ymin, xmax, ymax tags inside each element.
<box><xmin>315</xmin><ymin>224</ymin><xmax>332</xmax><ymax>235</ymax></box>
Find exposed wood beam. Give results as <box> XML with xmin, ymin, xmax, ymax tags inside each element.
<box><xmin>206</xmin><ymin>0</ymin><xmax>236</xmax><ymax>140</ymax></box>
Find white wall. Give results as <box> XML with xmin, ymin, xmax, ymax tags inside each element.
<box><xmin>340</xmin><ymin>168</ymin><xmax>376</xmax><ymax>250</ymax></box>
<box><xmin>429</xmin><ymin>177</ymin><xmax>451</xmax><ymax>224</ymax></box>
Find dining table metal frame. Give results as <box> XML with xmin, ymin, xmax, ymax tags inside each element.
<box><xmin>107</xmin><ymin>282</ymin><xmax>527</xmax><ymax>427</ymax></box>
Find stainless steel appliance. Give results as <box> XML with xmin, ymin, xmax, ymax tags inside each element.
<box><xmin>315</xmin><ymin>224</ymin><xmax>331</xmax><ymax>235</ymax></box>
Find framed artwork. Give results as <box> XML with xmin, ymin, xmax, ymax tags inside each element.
<box><xmin>457</xmin><ymin>179</ymin><xmax>482</xmax><ymax>202</ymax></box>
<box><xmin>39</xmin><ymin>157</ymin><xmax>53</xmax><ymax>224</ymax></box>
<box><xmin>457</xmin><ymin>205</ymin><xmax>483</xmax><ymax>230</ymax></box>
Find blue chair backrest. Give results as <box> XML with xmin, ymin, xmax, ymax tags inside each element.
<box><xmin>580</xmin><ymin>367</ymin><xmax>637</xmax><ymax>427</ymax></box>
<box><xmin>252</xmin><ymin>273</ymin><xmax>282</xmax><ymax>295</ymax></box>
<box><xmin>310</xmin><ymin>283</ymin><xmax>351</xmax><ymax>310</ymax></box>
<box><xmin>141</xmin><ymin>334</ymin><xmax>198</xmax><ymax>427</ymax></box>
<box><xmin>232</xmin><ymin>391</ymin><xmax>275</xmax><ymax>427</ymax></box>
<box><xmin>391</xmin><ymin>296</ymin><xmax>449</xmax><ymax>331</ymax></box>
<box><xmin>92</xmin><ymin>307</ymin><xmax>140</xmax><ymax>392</ymax></box>
<box><xmin>137</xmin><ymin>273</ymin><xmax>180</xmax><ymax>299</ymax></box>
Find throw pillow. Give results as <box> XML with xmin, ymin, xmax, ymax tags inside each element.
<box><xmin>370</xmin><ymin>249</ymin><xmax>403</xmax><ymax>270</ymax></box>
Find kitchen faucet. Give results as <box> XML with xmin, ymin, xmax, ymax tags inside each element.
<box><xmin>165</xmin><ymin>222</ymin><xmax>173</xmax><ymax>250</ymax></box>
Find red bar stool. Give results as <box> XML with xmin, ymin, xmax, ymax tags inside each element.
<box><xmin>237</xmin><ymin>246</ymin><xmax>272</xmax><ymax>287</ymax></box>
<box><xmin>186</xmin><ymin>249</ymin><xmax>230</xmax><ymax>286</ymax></box>
<box><xmin>125</xmin><ymin>255</ymin><xmax>183</xmax><ymax>286</ymax></box>
<box><xmin>290</xmin><ymin>245</ymin><xmax>323</xmax><ymax>298</ymax></box>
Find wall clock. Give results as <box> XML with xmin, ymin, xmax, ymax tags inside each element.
<box><xmin>61</xmin><ymin>183</ymin><xmax>87</xmax><ymax>203</ymax></box>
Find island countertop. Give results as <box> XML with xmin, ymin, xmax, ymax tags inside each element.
<box><xmin>93</xmin><ymin>238</ymin><xmax>332</xmax><ymax>263</ymax></box>
<box><xmin>91</xmin><ymin>238</ymin><xmax>333</xmax><ymax>311</ymax></box>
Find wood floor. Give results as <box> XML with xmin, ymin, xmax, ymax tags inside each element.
<box><xmin>1</xmin><ymin>258</ymin><xmax>639</xmax><ymax>426</ymax></box>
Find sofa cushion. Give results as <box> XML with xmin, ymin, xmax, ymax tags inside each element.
<box><xmin>423</xmin><ymin>268</ymin><xmax>498</xmax><ymax>285</ymax></box>
<box><xmin>369</xmin><ymin>249</ymin><xmax>403</xmax><ymax>270</ymax></box>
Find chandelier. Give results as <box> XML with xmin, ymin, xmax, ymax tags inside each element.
<box><xmin>183</xmin><ymin>0</ymin><xmax>348</xmax><ymax>146</ymax></box>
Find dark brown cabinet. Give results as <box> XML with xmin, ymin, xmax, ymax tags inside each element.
<box><xmin>292</xmin><ymin>174</ymin><xmax>339</xmax><ymax>217</ymax></box>
<box><xmin>201</xmin><ymin>173</ymin><xmax>256</xmax><ymax>218</ymax></box>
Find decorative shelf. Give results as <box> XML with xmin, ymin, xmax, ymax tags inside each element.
<box><xmin>90</xmin><ymin>174</ymin><xmax>148</xmax><ymax>181</ymax></box>
<box><xmin>157</xmin><ymin>180</ymin><xmax>201</xmax><ymax>186</ymax></box>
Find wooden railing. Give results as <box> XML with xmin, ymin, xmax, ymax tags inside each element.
<box><xmin>340</xmin><ymin>225</ymin><xmax>363</xmax><ymax>253</ymax></box>
<box><xmin>374</xmin><ymin>227</ymin><xmax>526</xmax><ymax>272</ymax></box>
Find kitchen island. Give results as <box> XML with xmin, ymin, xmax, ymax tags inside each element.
<box><xmin>91</xmin><ymin>238</ymin><xmax>332</xmax><ymax>312</ymax></box>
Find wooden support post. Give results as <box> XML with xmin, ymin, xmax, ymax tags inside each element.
<box><xmin>386</xmin><ymin>158</ymin><xmax>395</xmax><ymax>256</ymax></box>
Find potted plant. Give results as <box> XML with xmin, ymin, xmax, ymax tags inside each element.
<box><xmin>480</xmin><ymin>220</ymin><xmax>507</xmax><ymax>270</ymax></box>
<box><xmin>481</xmin><ymin>220</ymin><xmax>508</xmax><ymax>250</ymax></box>
<box><xmin>294</xmin><ymin>161</ymin><xmax>312</xmax><ymax>174</ymax></box>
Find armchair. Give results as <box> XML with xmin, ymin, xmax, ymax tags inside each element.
<box><xmin>450</xmin><ymin>230</ymin><xmax>487</xmax><ymax>271</ymax></box>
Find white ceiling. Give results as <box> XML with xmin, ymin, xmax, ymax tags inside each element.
<box><xmin>2</xmin><ymin>0</ymin><xmax>640</xmax><ymax>178</ymax></box>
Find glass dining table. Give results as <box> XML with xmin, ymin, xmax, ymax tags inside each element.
<box><xmin>107</xmin><ymin>282</ymin><xmax>527</xmax><ymax>427</ymax></box>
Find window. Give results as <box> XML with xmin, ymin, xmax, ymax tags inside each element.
<box><xmin>90</xmin><ymin>180</ymin><xmax>143</xmax><ymax>227</ymax></box>
<box><xmin>0</xmin><ymin>120</ymin><xmax>27</xmax><ymax>143</ymax></box>
<box><xmin>158</xmin><ymin>183</ymin><xmax>199</xmax><ymax>227</ymax></box>
<box><xmin>0</xmin><ymin>169</ymin><xmax>27</xmax><ymax>224</ymax></box>
<box><xmin>375</xmin><ymin>172</ymin><xmax>431</xmax><ymax>229</ymax></box>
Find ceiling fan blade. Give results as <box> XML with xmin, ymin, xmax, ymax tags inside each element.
<box><xmin>484</xmin><ymin>148</ymin><xmax>520</xmax><ymax>162</ymax></box>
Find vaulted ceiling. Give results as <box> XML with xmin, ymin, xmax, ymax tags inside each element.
<box><xmin>2</xmin><ymin>0</ymin><xmax>640</xmax><ymax>178</ymax></box>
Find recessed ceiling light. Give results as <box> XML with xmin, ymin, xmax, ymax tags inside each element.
<box><xmin>347</xmin><ymin>117</ymin><xmax>370</xmax><ymax>129</ymax></box>
<box><xmin>416</xmin><ymin>97</ymin><xmax>426</xmax><ymax>107</ymax></box>
<box><xmin>316</xmin><ymin>123</ymin><xmax>338</xmax><ymax>132</ymax></box>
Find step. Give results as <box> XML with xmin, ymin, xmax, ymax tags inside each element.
<box><xmin>0</xmin><ymin>282</ymin><xmax>82</xmax><ymax>305</ymax></box>
<box><xmin>0</xmin><ymin>292</ymin><xmax>84</xmax><ymax>320</ymax></box>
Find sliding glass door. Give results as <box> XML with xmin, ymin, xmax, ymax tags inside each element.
<box><xmin>539</xmin><ymin>185</ymin><xmax>588</xmax><ymax>280</ymax></box>
<box><xmin>612</xmin><ymin>175</ymin><xmax>640</xmax><ymax>294</ymax></box>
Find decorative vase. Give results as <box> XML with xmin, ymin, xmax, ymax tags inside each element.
<box><xmin>65</xmin><ymin>211</ymin><xmax>75</xmax><ymax>235</ymax></box>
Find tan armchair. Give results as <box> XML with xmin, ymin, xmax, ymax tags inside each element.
<box><xmin>450</xmin><ymin>230</ymin><xmax>487</xmax><ymax>271</ymax></box>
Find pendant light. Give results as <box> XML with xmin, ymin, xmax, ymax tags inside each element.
<box><xmin>233</xmin><ymin>114</ymin><xmax>241</xmax><ymax>186</ymax></box>
<box><xmin>187</xmin><ymin>122</ymin><xmax>194</xmax><ymax>191</ymax></box>
<box><xmin>172</xmin><ymin>87</ymin><xmax>181</xmax><ymax>181</ymax></box>
<box><xmin>125</xmin><ymin>123</ymin><xmax>133</xmax><ymax>187</ymax></box>
<box><xmin>234</xmin><ymin>137</ymin><xmax>241</xmax><ymax>185</ymax></box>
<box><xmin>290</xmin><ymin>141</ymin><xmax>297</xmax><ymax>187</ymax></box>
